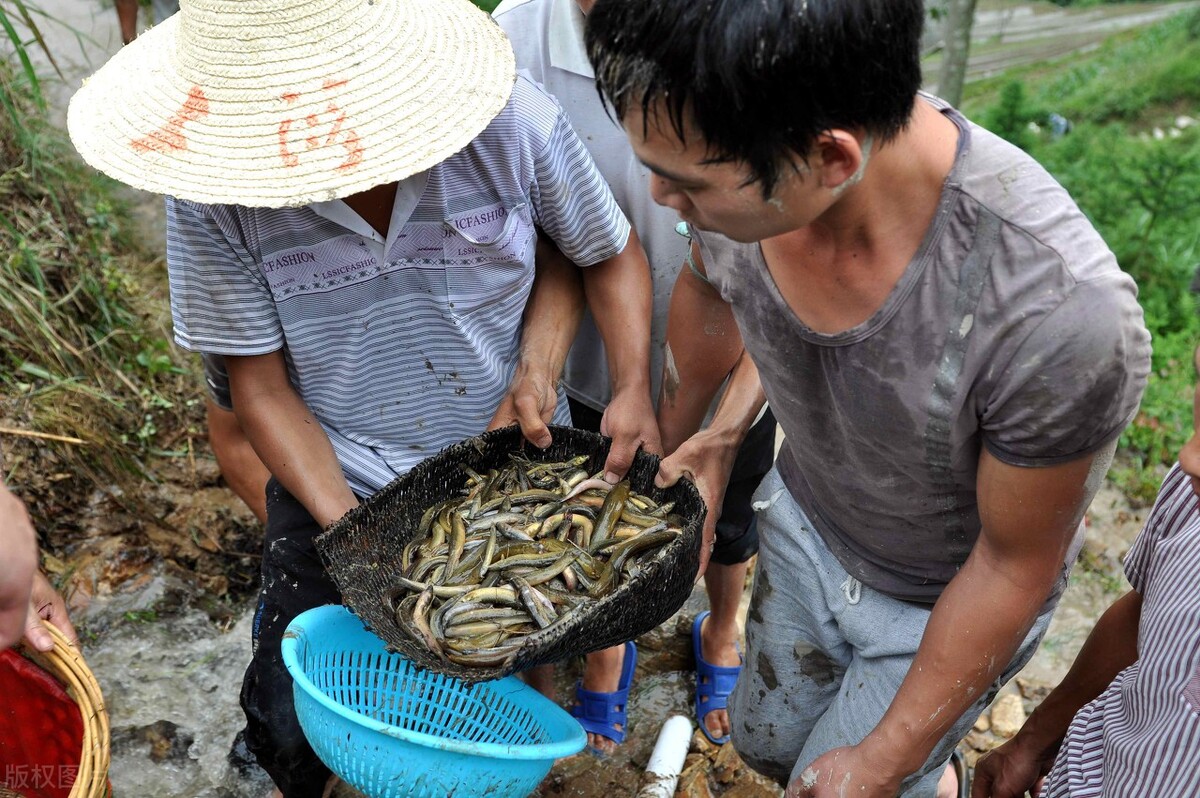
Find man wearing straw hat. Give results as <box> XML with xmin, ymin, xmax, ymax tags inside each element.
<box><xmin>67</xmin><ymin>1</ymin><xmax>660</xmax><ymax>795</ymax></box>
<box><xmin>584</xmin><ymin>1</ymin><xmax>1151</xmax><ymax>797</ymax></box>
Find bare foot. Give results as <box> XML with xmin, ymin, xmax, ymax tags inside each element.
<box><xmin>698</xmin><ymin>614</ymin><xmax>742</xmax><ymax>742</ymax></box>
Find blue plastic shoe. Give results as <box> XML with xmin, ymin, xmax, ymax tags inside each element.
<box><xmin>693</xmin><ymin>610</ymin><xmax>743</xmax><ymax>745</ymax></box>
<box><xmin>569</xmin><ymin>641</ymin><xmax>637</xmax><ymax>750</ymax></box>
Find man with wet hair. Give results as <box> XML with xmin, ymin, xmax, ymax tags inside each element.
<box><xmin>493</xmin><ymin>0</ymin><xmax>777</xmax><ymax>752</ymax></box>
<box><xmin>585</xmin><ymin>0</ymin><xmax>1152</xmax><ymax>795</ymax></box>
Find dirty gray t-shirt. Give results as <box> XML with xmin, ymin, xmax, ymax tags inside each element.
<box><xmin>696</xmin><ymin>99</ymin><xmax>1151</xmax><ymax>604</ymax></box>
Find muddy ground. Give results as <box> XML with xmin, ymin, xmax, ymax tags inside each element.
<box><xmin>19</xmin><ymin>431</ymin><xmax>1148</xmax><ymax>798</ymax></box>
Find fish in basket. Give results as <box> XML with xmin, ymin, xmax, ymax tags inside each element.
<box><xmin>316</xmin><ymin>425</ymin><xmax>706</xmax><ymax>682</ymax></box>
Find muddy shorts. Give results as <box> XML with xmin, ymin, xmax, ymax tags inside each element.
<box><xmin>567</xmin><ymin>397</ymin><xmax>776</xmax><ymax>566</ymax></box>
<box><xmin>240</xmin><ymin>478</ymin><xmax>346</xmax><ymax>798</ymax></box>
<box><xmin>729</xmin><ymin>467</ymin><xmax>1054</xmax><ymax>796</ymax></box>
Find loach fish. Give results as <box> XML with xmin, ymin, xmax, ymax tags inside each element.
<box><xmin>385</xmin><ymin>453</ymin><xmax>682</xmax><ymax>666</ymax></box>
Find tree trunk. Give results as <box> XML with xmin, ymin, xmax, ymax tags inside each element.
<box><xmin>937</xmin><ymin>0</ymin><xmax>978</xmax><ymax>107</ymax></box>
<box><xmin>922</xmin><ymin>0</ymin><xmax>950</xmax><ymax>55</ymax></box>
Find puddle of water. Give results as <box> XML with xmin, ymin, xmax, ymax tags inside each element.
<box><xmin>85</xmin><ymin>603</ymin><xmax>272</xmax><ymax>798</ymax></box>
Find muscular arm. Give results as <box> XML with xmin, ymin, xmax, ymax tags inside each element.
<box><xmin>580</xmin><ymin>228</ymin><xmax>661</xmax><ymax>479</ymax></box>
<box><xmin>654</xmin><ymin>242</ymin><xmax>764</xmax><ymax>575</ymax></box>
<box><xmin>974</xmin><ymin>343</ymin><xmax>1199</xmax><ymax>797</ymax></box>
<box><xmin>656</xmin><ymin>241</ymin><xmax>746</xmax><ymax>451</ymax></box>
<box><xmin>804</xmin><ymin>443</ymin><xmax>1116</xmax><ymax>795</ymax></box>
<box><xmin>488</xmin><ymin>232</ymin><xmax>586</xmax><ymax>447</ymax></box>
<box><xmin>224</xmin><ymin>352</ymin><xmax>358</xmax><ymax>529</ymax></box>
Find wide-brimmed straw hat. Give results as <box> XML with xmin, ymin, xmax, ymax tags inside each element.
<box><xmin>68</xmin><ymin>0</ymin><xmax>516</xmax><ymax>208</ymax></box>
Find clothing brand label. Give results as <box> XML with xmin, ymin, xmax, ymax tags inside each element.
<box><xmin>259</xmin><ymin>237</ymin><xmax>379</xmax><ymax>298</ymax></box>
<box><xmin>443</xmin><ymin>202</ymin><xmax>527</xmax><ymax>262</ymax></box>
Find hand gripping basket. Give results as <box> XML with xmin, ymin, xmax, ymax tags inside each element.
<box><xmin>0</xmin><ymin>623</ymin><xmax>110</xmax><ymax>798</ymax></box>
<box><xmin>282</xmin><ymin>604</ymin><xmax>586</xmax><ymax>798</ymax></box>
<box><xmin>316</xmin><ymin>424</ymin><xmax>706</xmax><ymax>682</ymax></box>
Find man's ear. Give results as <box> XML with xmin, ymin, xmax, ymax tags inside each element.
<box><xmin>813</xmin><ymin>130</ymin><xmax>871</xmax><ymax>195</ymax></box>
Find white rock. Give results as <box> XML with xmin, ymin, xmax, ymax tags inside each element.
<box><xmin>990</xmin><ymin>694</ymin><xmax>1027</xmax><ymax>738</ymax></box>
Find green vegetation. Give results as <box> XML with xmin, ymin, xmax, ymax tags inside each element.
<box><xmin>963</xmin><ymin>8</ymin><xmax>1200</xmax><ymax>498</ymax></box>
<box><xmin>1</xmin><ymin>4</ymin><xmax>192</xmax><ymax>514</ymax></box>
<box><xmin>1049</xmin><ymin>0</ymin><xmax>1166</xmax><ymax>6</ymax></box>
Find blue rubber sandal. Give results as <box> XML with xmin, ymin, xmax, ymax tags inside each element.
<box><xmin>569</xmin><ymin>641</ymin><xmax>637</xmax><ymax>751</ymax></box>
<box><xmin>693</xmin><ymin>610</ymin><xmax>743</xmax><ymax>745</ymax></box>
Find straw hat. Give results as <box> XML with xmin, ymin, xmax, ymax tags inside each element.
<box><xmin>68</xmin><ymin>0</ymin><xmax>516</xmax><ymax>208</ymax></box>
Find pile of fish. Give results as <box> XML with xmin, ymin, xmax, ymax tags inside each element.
<box><xmin>386</xmin><ymin>454</ymin><xmax>683</xmax><ymax>667</ymax></box>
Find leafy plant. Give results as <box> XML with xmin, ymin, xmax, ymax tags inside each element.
<box><xmin>2</xmin><ymin>5</ymin><xmax>194</xmax><ymax>518</ymax></box>
<box><xmin>982</xmin><ymin>81</ymin><xmax>1039</xmax><ymax>151</ymax></box>
<box><xmin>968</xmin><ymin>10</ymin><xmax>1200</xmax><ymax>496</ymax></box>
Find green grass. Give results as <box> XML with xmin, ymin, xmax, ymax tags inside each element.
<box><xmin>963</xmin><ymin>8</ymin><xmax>1200</xmax><ymax>488</ymax></box>
<box><xmin>1</xmin><ymin>5</ymin><xmax>195</xmax><ymax>520</ymax></box>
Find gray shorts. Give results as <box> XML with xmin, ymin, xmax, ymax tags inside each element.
<box><xmin>729</xmin><ymin>467</ymin><xmax>1054</xmax><ymax>796</ymax></box>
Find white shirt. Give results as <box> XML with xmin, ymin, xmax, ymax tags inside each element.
<box><xmin>494</xmin><ymin>0</ymin><xmax>692</xmax><ymax>412</ymax></box>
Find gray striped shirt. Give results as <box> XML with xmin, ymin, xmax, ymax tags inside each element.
<box><xmin>1043</xmin><ymin>462</ymin><xmax>1200</xmax><ymax>797</ymax></box>
<box><xmin>166</xmin><ymin>76</ymin><xmax>630</xmax><ymax>496</ymax></box>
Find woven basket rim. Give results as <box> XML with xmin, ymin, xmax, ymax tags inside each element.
<box><xmin>317</xmin><ymin>424</ymin><xmax>706</xmax><ymax>681</ymax></box>
<box><xmin>24</xmin><ymin>622</ymin><xmax>111</xmax><ymax>798</ymax></box>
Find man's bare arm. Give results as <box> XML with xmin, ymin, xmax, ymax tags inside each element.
<box><xmin>579</xmin><ymin>227</ymin><xmax>661</xmax><ymax>479</ymax></box>
<box><xmin>796</xmin><ymin>443</ymin><xmax>1115</xmax><ymax>796</ymax></box>
<box><xmin>654</xmin><ymin>242</ymin><xmax>763</xmax><ymax>575</ymax></box>
<box><xmin>225</xmin><ymin>352</ymin><xmax>359</xmax><ymax>529</ymax></box>
<box><xmin>488</xmin><ymin>232</ymin><xmax>586</xmax><ymax>447</ymax></box>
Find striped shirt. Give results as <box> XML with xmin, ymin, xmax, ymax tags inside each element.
<box><xmin>1043</xmin><ymin>462</ymin><xmax>1200</xmax><ymax>797</ymax></box>
<box><xmin>166</xmin><ymin>76</ymin><xmax>630</xmax><ymax>496</ymax></box>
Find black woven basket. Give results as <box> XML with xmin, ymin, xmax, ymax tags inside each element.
<box><xmin>315</xmin><ymin>424</ymin><xmax>705</xmax><ymax>682</ymax></box>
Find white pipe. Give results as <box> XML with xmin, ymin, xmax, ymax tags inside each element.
<box><xmin>636</xmin><ymin>714</ymin><xmax>693</xmax><ymax>798</ymax></box>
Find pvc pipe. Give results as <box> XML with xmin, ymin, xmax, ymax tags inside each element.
<box><xmin>636</xmin><ymin>714</ymin><xmax>693</xmax><ymax>798</ymax></box>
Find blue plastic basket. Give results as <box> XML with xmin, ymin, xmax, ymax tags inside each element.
<box><xmin>281</xmin><ymin>605</ymin><xmax>586</xmax><ymax>798</ymax></box>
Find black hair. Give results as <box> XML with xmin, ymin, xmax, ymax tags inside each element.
<box><xmin>586</xmin><ymin>0</ymin><xmax>924</xmax><ymax>196</ymax></box>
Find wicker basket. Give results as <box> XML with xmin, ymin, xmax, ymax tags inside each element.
<box><xmin>22</xmin><ymin>623</ymin><xmax>111</xmax><ymax>798</ymax></box>
<box><xmin>317</xmin><ymin>425</ymin><xmax>706</xmax><ymax>682</ymax></box>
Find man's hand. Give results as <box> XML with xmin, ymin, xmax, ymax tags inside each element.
<box><xmin>655</xmin><ymin>427</ymin><xmax>739</xmax><ymax>577</ymax></box>
<box><xmin>488</xmin><ymin>360</ymin><xmax>559</xmax><ymax>449</ymax></box>
<box><xmin>24</xmin><ymin>571</ymin><xmax>76</xmax><ymax>653</ymax></box>
<box><xmin>600</xmin><ymin>386</ymin><xmax>660</xmax><ymax>481</ymax></box>
<box><xmin>786</xmin><ymin>744</ymin><xmax>904</xmax><ymax>798</ymax></box>
<box><xmin>971</xmin><ymin>734</ymin><xmax>1055</xmax><ymax>798</ymax></box>
<box><xmin>1</xmin><ymin>483</ymin><xmax>39</xmax><ymax>649</ymax></box>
